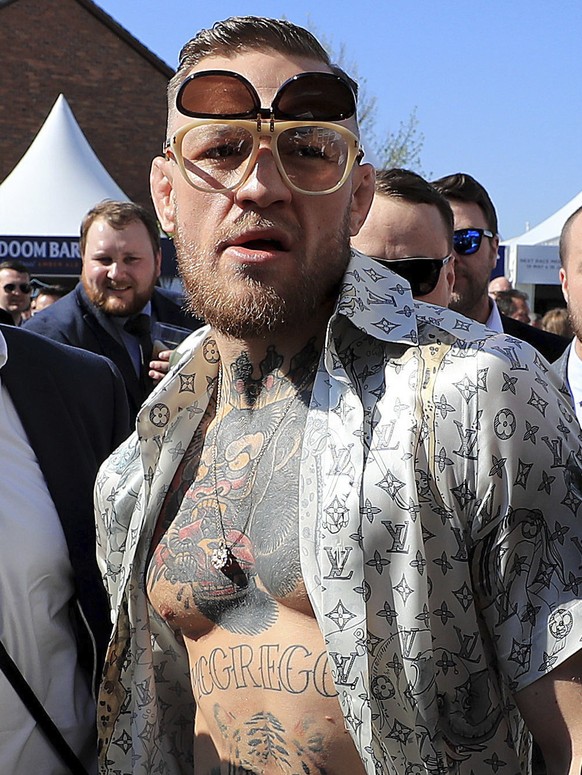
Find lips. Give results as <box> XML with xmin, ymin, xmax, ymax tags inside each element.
<box><xmin>240</xmin><ymin>238</ymin><xmax>284</xmax><ymax>251</ymax></box>
<box><xmin>223</xmin><ymin>228</ymin><xmax>291</xmax><ymax>254</ymax></box>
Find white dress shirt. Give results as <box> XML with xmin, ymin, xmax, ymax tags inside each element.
<box><xmin>0</xmin><ymin>331</ymin><xmax>96</xmax><ymax>774</ymax></box>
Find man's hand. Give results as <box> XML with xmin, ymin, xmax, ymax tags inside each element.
<box><xmin>516</xmin><ymin>649</ymin><xmax>582</xmax><ymax>775</ymax></box>
<box><xmin>148</xmin><ymin>350</ymin><xmax>172</xmax><ymax>383</ymax></box>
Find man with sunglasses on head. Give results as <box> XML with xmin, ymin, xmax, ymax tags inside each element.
<box><xmin>95</xmin><ymin>17</ymin><xmax>582</xmax><ymax>775</ymax></box>
<box><xmin>352</xmin><ymin>168</ymin><xmax>455</xmax><ymax>306</ymax></box>
<box><xmin>0</xmin><ymin>260</ymin><xmax>32</xmax><ymax>325</ymax></box>
<box><xmin>432</xmin><ymin>172</ymin><xmax>567</xmax><ymax>362</ymax></box>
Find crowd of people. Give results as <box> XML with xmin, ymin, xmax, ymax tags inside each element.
<box><xmin>3</xmin><ymin>14</ymin><xmax>582</xmax><ymax>775</ymax></box>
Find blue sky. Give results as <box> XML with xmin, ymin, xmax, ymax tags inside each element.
<box><xmin>97</xmin><ymin>0</ymin><xmax>582</xmax><ymax>240</ymax></box>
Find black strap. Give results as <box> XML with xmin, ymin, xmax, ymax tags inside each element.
<box><xmin>0</xmin><ymin>639</ymin><xmax>90</xmax><ymax>775</ymax></box>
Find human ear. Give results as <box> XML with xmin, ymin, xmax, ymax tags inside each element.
<box><xmin>150</xmin><ymin>156</ymin><xmax>176</xmax><ymax>236</ymax></box>
<box><xmin>489</xmin><ymin>234</ymin><xmax>501</xmax><ymax>272</ymax></box>
<box><xmin>559</xmin><ymin>266</ymin><xmax>569</xmax><ymax>304</ymax></box>
<box><xmin>348</xmin><ymin>162</ymin><xmax>375</xmax><ymax>236</ymax></box>
<box><xmin>446</xmin><ymin>256</ymin><xmax>456</xmax><ymax>295</ymax></box>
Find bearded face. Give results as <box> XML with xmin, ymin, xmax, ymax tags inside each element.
<box><xmin>174</xmin><ymin>207</ymin><xmax>352</xmax><ymax>339</ymax></box>
<box><xmin>81</xmin><ymin>218</ymin><xmax>161</xmax><ymax>317</ymax></box>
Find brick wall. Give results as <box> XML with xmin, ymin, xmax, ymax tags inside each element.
<box><xmin>0</xmin><ymin>0</ymin><xmax>172</xmax><ymax>214</ymax></box>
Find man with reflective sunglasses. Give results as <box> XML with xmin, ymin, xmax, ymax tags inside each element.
<box><xmin>0</xmin><ymin>260</ymin><xmax>32</xmax><ymax>325</ymax></box>
<box><xmin>95</xmin><ymin>17</ymin><xmax>582</xmax><ymax>775</ymax></box>
<box><xmin>433</xmin><ymin>172</ymin><xmax>567</xmax><ymax>362</ymax></box>
<box><xmin>352</xmin><ymin>168</ymin><xmax>455</xmax><ymax>306</ymax></box>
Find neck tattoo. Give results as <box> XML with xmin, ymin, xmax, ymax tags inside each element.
<box><xmin>209</xmin><ymin>362</ymin><xmax>317</xmax><ymax>573</ymax></box>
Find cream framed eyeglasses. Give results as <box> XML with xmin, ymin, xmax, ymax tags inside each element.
<box><xmin>164</xmin><ymin>69</ymin><xmax>364</xmax><ymax>196</ymax></box>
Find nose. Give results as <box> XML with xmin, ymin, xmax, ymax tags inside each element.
<box><xmin>106</xmin><ymin>260</ymin><xmax>127</xmax><ymax>278</ymax></box>
<box><xmin>234</xmin><ymin>142</ymin><xmax>292</xmax><ymax>209</ymax></box>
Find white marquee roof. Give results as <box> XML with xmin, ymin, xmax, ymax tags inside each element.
<box><xmin>504</xmin><ymin>189</ymin><xmax>582</xmax><ymax>247</ymax></box>
<box><xmin>0</xmin><ymin>94</ymin><xmax>129</xmax><ymax>236</ymax></box>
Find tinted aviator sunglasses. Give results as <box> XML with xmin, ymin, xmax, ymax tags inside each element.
<box><xmin>176</xmin><ymin>70</ymin><xmax>357</xmax><ymax>122</ymax></box>
<box><xmin>374</xmin><ymin>256</ymin><xmax>451</xmax><ymax>297</ymax></box>
<box><xmin>453</xmin><ymin>228</ymin><xmax>494</xmax><ymax>256</ymax></box>
<box><xmin>3</xmin><ymin>282</ymin><xmax>31</xmax><ymax>294</ymax></box>
<box><xmin>166</xmin><ymin>70</ymin><xmax>363</xmax><ymax>195</ymax></box>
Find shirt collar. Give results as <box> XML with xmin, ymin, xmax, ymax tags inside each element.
<box><xmin>334</xmin><ymin>250</ymin><xmax>489</xmax><ymax>347</ymax></box>
<box><xmin>486</xmin><ymin>298</ymin><xmax>504</xmax><ymax>332</ymax></box>
<box><xmin>334</xmin><ymin>250</ymin><xmax>419</xmax><ymax>346</ymax></box>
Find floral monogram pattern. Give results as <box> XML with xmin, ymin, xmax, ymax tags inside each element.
<box><xmin>95</xmin><ymin>251</ymin><xmax>582</xmax><ymax>775</ymax></box>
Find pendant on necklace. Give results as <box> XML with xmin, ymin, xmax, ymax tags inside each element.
<box><xmin>210</xmin><ymin>540</ymin><xmax>230</xmax><ymax>570</ymax></box>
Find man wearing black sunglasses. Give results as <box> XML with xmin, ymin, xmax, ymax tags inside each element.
<box><xmin>95</xmin><ymin>17</ymin><xmax>582</xmax><ymax>775</ymax></box>
<box><xmin>352</xmin><ymin>168</ymin><xmax>455</xmax><ymax>306</ymax></box>
<box><xmin>0</xmin><ymin>260</ymin><xmax>32</xmax><ymax>326</ymax></box>
<box><xmin>433</xmin><ymin>172</ymin><xmax>567</xmax><ymax>362</ymax></box>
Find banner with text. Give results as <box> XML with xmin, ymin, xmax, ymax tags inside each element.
<box><xmin>0</xmin><ymin>236</ymin><xmax>81</xmax><ymax>275</ymax></box>
<box><xmin>515</xmin><ymin>244</ymin><xmax>560</xmax><ymax>285</ymax></box>
<box><xmin>0</xmin><ymin>236</ymin><xmax>178</xmax><ymax>277</ymax></box>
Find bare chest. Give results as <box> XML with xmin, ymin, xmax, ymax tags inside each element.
<box><xmin>146</xmin><ymin>397</ymin><xmax>310</xmax><ymax>639</ymax></box>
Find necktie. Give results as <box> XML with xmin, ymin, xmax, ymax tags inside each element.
<box><xmin>124</xmin><ymin>314</ymin><xmax>154</xmax><ymax>394</ymax></box>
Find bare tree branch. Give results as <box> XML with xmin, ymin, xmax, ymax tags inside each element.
<box><xmin>307</xmin><ymin>20</ymin><xmax>425</xmax><ymax>173</ymax></box>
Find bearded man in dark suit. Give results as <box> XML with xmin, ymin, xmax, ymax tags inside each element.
<box><xmin>25</xmin><ymin>200</ymin><xmax>202</xmax><ymax>424</ymax></box>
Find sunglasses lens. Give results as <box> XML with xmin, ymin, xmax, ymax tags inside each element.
<box><xmin>178</xmin><ymin>71</ymin><xmax>356</xmax><ymax>122</ymax></box>
<box><xmin>277</xmin><ymin>126</ymin><xmax>350</xmax><ymax>192</ymax></box>
<box><xmin>178</xmin><ymin>72</ymin><xmax>257</xmax><ymax>118</ymax></box>
<box><xmin>453</xmin><ymin>229</ymin><xmax>482</xmax><ymax>255</ymax></box>
<box><xmin>275</xmin><ymin>73</ymin><xmax>356</xmax><ymax>120</ymax></box>
<box><xmin>178</xmin><ymin>124</ymin><xmax>255</xmax><ymax>191</ymax></box>
<box><xmin>4</xmin><ymin>283</ymin><xmax>31</xmax><ymax>293</ymax></box>
<box><xmin>388</xmin><ymin>259</ymin><xmax>441</xmax><ymax>296</ymax></box>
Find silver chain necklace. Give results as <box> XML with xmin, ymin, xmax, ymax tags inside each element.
<box><xmin>209</xmin><ymin>363</ymin><xmax>317</xmax><ymax>571</ymax></box>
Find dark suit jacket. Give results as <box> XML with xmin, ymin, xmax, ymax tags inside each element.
<box><xmin>500</xmin><ymin>313</ymin><xmax>569</xmax><ymax>363</ymax></box>
<box><xmin>24</xmin><ymin>283</ymin><xmax>202</xmax><ymax>424</ymax></box>
<box><xmin>0</xmin><ymin>324</ymin><xmax>130</xmax><ymax>691</ymax></box>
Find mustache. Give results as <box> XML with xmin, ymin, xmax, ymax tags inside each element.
<box><xmin>214</xmin><ymin>212</ymin><xmax>299</xmax><ymax>249</ymax></box>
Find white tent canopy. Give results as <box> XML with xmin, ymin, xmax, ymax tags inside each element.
<box><xmin>0</xmin><ymin>94</ymin><xmax>128</xmax><ymax>236</ymax></box>
<box><xmin>504</xmin><ymin>189</ymin><xmax>582</xmax><ymax>247</ymax></box>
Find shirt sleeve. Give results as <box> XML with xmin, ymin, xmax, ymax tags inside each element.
<box><xmin>468</xmin><ymin>342</ymin><xmax>582</xmax><ymax>693</ymax></box>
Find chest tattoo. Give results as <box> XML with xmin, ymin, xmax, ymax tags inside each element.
<box><xmin>147</xmin><ymin>348</ymin><xmax>317</xmax><ymax>636</ymax></box>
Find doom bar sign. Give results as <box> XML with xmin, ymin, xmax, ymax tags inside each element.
<box><xmin>0</xmin><ymin>236</ymin><xmax>81</xmax><ymax>275</ymax></box>
<box><xmin>0</xmin><ymin>236</ymin><xmax>178</xmax><ymax>277</ymax></box>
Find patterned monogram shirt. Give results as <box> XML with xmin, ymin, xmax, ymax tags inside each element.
<box><xmin>95</xmin><ymin>250</ymin><xmax>582</xmax><ymax>775</ymax></box>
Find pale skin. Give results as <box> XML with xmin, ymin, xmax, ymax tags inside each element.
<box><xmin>81</xmin><ymin>217</ymin><xmax>172</xmax><ymax>380</ymax></box>
<box><xmin>488</xmin><ymin>275</ymin><xmax>512</xmax><ymax>295</ymax></box>
<box><xmin>0</xmin><ymin>268</ymin><xmax>31</xmax><ymax>324</ymax></box>
<box><xmin>352</xmin><ymin>193</ymin><xmax>455</xmax><ymax>306</ymax></box>
<box><xmin>149</xmin><ymin>49</ymin><xmax>582</xmax><ymax>774</ymax></box>
<box><xmin>560</xmin><ymin>210</ymin><xmax>582</xmax><ymax>360</ymax></box>
<box><xmin>149</xmin><ymin>48</ymin><xmax>373</xmax><ymax>774</ymax></box>
<box><xmin>146</xmin><ymin>336</ymin><xmax>368</xmax><ymax>774</ymax></box>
